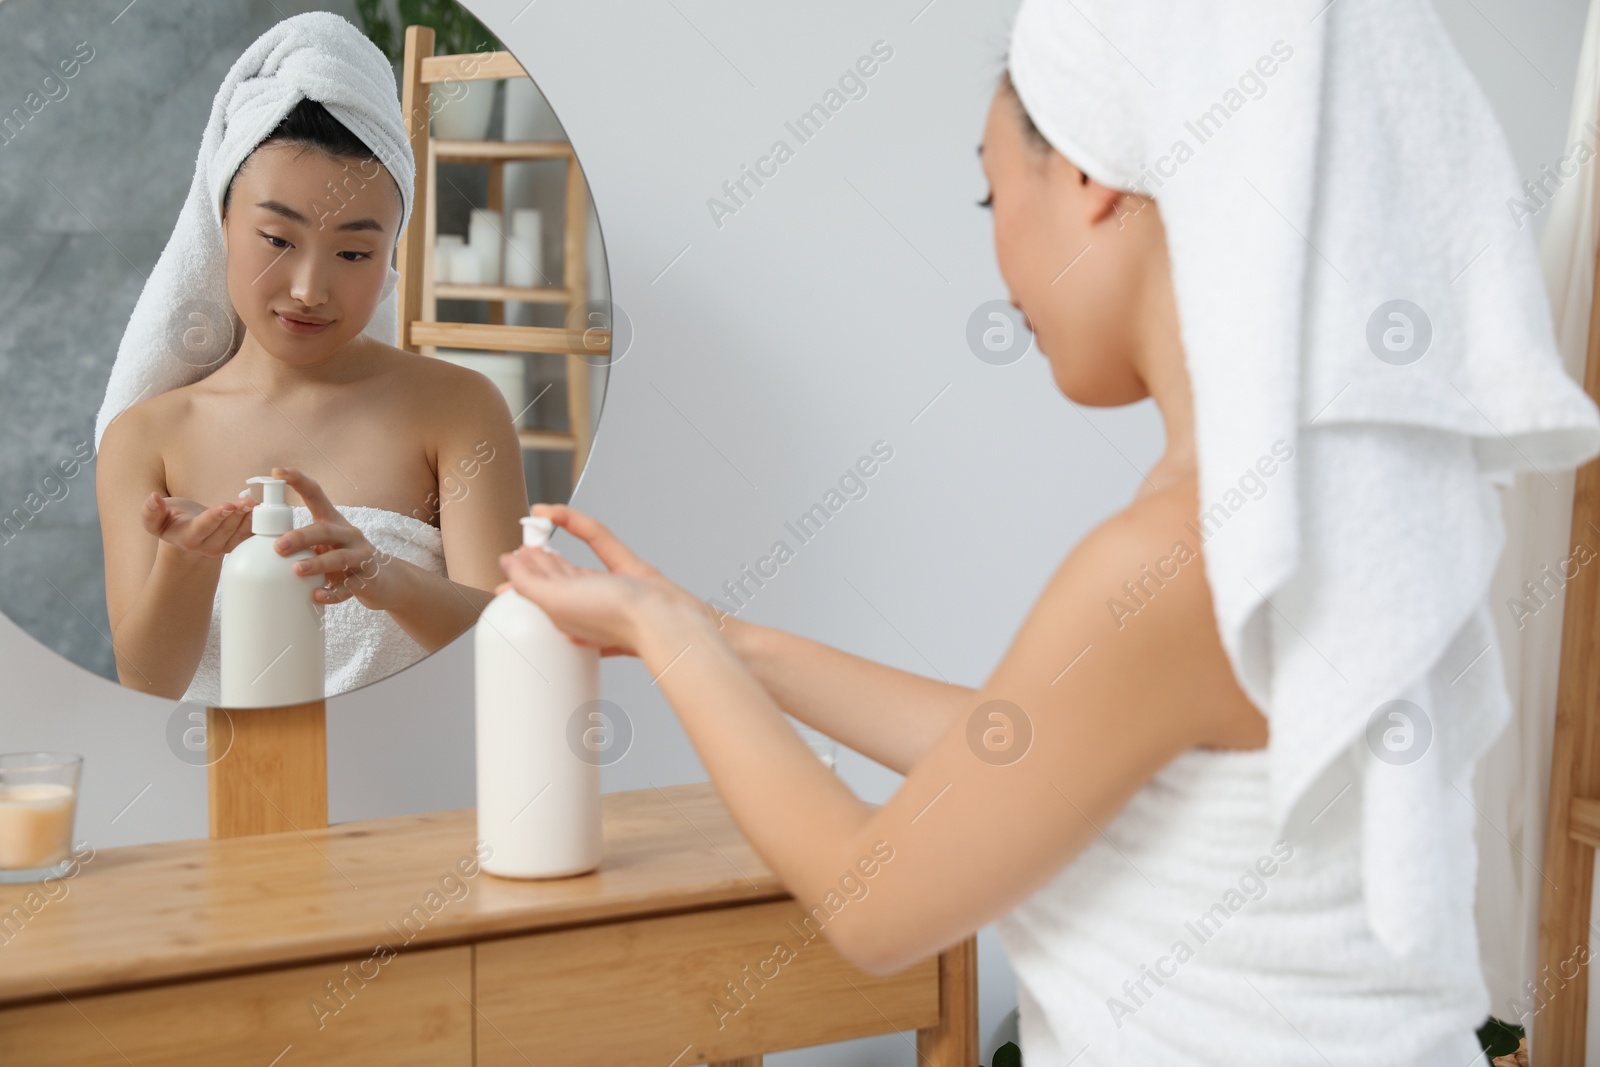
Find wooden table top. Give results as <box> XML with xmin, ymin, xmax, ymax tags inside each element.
<box><xmin>0</xmin><ymin>781</ymin><xmax>788</xmax><ymax>1006</ymax></box>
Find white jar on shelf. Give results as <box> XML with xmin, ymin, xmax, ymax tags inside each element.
<box><xmin>434</xmin><ymin>234</ymin><xmax>465</xmax><ymax>283</ymax></box>
<box><xmin>430</xmin><ymin>79</ymin><xmax>499</xmax><ymax>141</ymax></box>
<box><xmin>433</xmin><ymin>349</ymin><xmax>525</xmax><ymax>424</ymax></box>
<box><xmin>450</xmin><ymin>244</ymin><xmax>482</xmax><ymax>285</ymax></box>
<box><xmin>511</xmin><ymin>208</ymin><xmax>541</xmax><ymax>242</ymax></box>
<box><xmin>467</xmin><ymin>209</ymin><xmax>503</xmax><ymax>286</ymax></box>
<box><xmin>505</xmin><ymin>208</ymin><xmax>542</xmax><ymax>287</ymax></box>
<box><xmin>504</xmin><ymin>235</ymin><xmax>539</xmax><ymax>288</ymax></box>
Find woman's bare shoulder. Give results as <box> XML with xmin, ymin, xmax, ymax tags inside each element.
<box><xmin>1017</xmin><ymin>480</ymin><xmax>1265</xmax><ymax>748</ymax></box>
<box><xmin>96</xmin><ymin>400</ymin><xmax>178</xmax><ymax>525</ymax></box>
<box><xmin>97</xmin><ymin>388</ymin><xmax>192</xmax><ymax>475</ymax></box>
<box><xmin>371</xmin><ymin>342</ymin><xmax>509</xmax><ymax>418</ymax></box>
<box><xmin>1064</xmin><ymin>481</ymin><xmax>1203</xmax><ymax>593</ymax></box>
<box><xmin>366</xmin><ymin>343</ymin><xmax>517</xmax><ymax>479</ymax></box>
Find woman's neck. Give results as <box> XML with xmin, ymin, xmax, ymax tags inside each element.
<box><xmin>1144</xmin><ymin>385</ymin><xmax>1197</xmax><ymax>495</ymax></box>
<box><xmin>221</xmin><ymin>331</ymin><xmax>369</xmax><ymax>399</ymax></box>
<box><xmin>1133</xmin><ymin>257</ymin><xmax>1199</xmax><ymax>498</ymax></box>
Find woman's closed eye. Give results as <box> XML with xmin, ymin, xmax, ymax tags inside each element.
<box><xmin>260</xmin><ymin>230</ymin><xmax>376</xmax><ymax>260</ymax></box>
<box><xmin>978</xmin><ymin>190</ymin><xmax>993</xmax><ymax>210</ymax></box>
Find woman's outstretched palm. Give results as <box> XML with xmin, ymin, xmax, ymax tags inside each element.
<box><xmin>141</xmin><ymin>492</ymin><xmax>257</xmax><ymax>559</ymax></box>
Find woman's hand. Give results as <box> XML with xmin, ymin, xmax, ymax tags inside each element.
<box><xmin>141</xmin><ymin>491</ymin><xmax>257</xmax><ymax>560</ymax></box>
<box><xmin>270</xmin><ymin>466</ymin><xmax>398</xmax><ymax>608</ymax></box>
<box><xmin>496</xmin><ymin>503</ymin><xmax>717</xmax><ymax>657</ymax></box>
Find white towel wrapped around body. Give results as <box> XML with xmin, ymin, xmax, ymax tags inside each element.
<box><xmin>92</xmin><ymin>11</ymin><xmax>415</xmax><ymax>452</ymax></box>
<box><xmin>181</xmin><ymin>506</ymin><xmax>444</xmax><ymax>706</ymax></box>
<box><xmin>995</xmin><ymin>744</ymin><xmax>1490</xmax><ymax>1064</ymax></box>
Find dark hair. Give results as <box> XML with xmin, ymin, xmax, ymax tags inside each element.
<box><xmin>222</xmin><ymin>98</ymin><xmax>379</xmax><ymax>212</ymax></box>
<box><xmin>998</xmin><ymin>68</ymin><xmax>1089</xmax><ymax>184</ymax></box>
<box><xmin>998</xmin><ymin>69</ymin><xmax>1053</xmax><ymax>156</ymax></box>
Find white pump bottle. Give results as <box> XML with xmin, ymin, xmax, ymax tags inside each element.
<box><xmin>219</xmin><ymin>476</ymin><xmax>325</xmax><ymax>708</ymax></box>
<box><xmin>475</xmin><ymin>515</ymin><xmax>602</xmax><ymax>878</ymax></box>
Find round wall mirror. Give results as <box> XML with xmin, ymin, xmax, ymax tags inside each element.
<box><xmin>0</xmin><ymin>0</ymin><xmax>613</xmax><ymax>705</ymax></box>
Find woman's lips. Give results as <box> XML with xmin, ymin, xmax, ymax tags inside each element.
<box><xmin>275</xmin><ymin>311</ymin><xmax>332</xmax><ymax>335</ymax></box>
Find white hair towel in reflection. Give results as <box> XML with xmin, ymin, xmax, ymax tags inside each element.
<box><xmin>1008</xmin><ymin>0</ymin><xmax>1600</xmax><ymax>961</ymax></box>
<box><xmin>92</xmin><ymin>10</ymin><xmax>414</xmax><ymax>452</ymax></box>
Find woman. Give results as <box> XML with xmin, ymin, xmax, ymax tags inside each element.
<box><xmin>499</xmin><ymin>0</ymin><xmax>1600</xmax><ymax>1063</ymax></box>
<box><xmin>94</xmin><ymin>13</ymin><xmax>527</xmax><ymax>704</ymax></box>
<box><xmin>501</xmin><ymin>74</ymin><xmax>1294</xmax><ymax>1061</ymax></box>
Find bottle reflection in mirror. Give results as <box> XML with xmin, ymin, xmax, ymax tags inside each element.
<box><xmin>219</xmin><ymin>476</ymin><xmax>324</xmax><ymax>708</ymax></box>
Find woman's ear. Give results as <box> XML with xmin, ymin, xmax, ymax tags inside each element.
<box><xmin>1082</xmin><ymin>178</ymin><xmax>1130</xmax><ymax>228</ymax></box>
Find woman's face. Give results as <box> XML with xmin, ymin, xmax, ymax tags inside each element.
<box><xmin>979</xmin><ymin>82</ymin><xmax>1160</xmax><ymax>407</ymax></box>
<box><xmin>221</xmin><ymin>141</ymin><xmax>403</xmax><ymax>364</ymax></box>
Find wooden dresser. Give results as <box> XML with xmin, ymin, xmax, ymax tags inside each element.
<box><xmin>0</xmin><ymin>781</ymin><xmax>977</xmax><ymax>1065</ymax></box>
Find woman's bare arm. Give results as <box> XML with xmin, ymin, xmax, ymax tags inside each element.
<box><xmin>372</xmin><ymin>559</ymin><xmax>494</xmax><ymax>651</ymax></box>
<box><xmin>371</xmin><ymin>364</ymin><xmax>527</xmax><ymax>651</ymax></box>
<box><xmin>525</xmin><ymin>503</ymin><xmax>977</xmax><ymax>775</ymax></box>
<box><xmin>431</xmin><ymin>366</ymin><xmax>529</xmax><ymax>592</ymax></box>
<box><xmin>627</xmin><ymin>486</ymin><xmax>1267</xmax><ymax>977</ymax></box>
<box><xmin>97</xmin><ymin>408</ymin><xmax>232</xmax><ymax>698</ymax></box>
<box><xmin>721</xmin><ymin>617</ymin><xmax>976</xmax><ymax>775</ymax></box>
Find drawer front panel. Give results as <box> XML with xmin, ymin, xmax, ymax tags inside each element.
<box><xmin>476</xmin><ymin>899</ymin><xmax>940</xmax><ymax>1066</ymax></box>
<box><xmin>0</xmin><ymin>944</ymin><xmax>472</xmax><ymax>1066</ymax></box>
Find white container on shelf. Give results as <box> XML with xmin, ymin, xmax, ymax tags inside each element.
<box><xmin>468</xmin><ymin>209</ymin><xmax>503</xmax><ymax>286</ymax></box>
<box><xmin>433</xmin><ymin>349</ymin><xmax>525</xmax><ymax>422</ymax></box>
<box><xmin>511</xmin><ymin>208</ymin><xmax>541</xmax><ymax>241</ymax></box>
<box><xmin>504</xmin><ymin>234</ymin><xmax>540</xmax><ymax>288</ymax></box>
<box><xmin>434</xmin><ymin>234</ymin><xmax>465</xmax><ymax>283</ymax></box>
<box><xmin>475</xmin><ymin>516</ymin><xmax>602</xmax><ymax>878</ymax></box>
<box><xmin>430</xmin><ymin>80</ymin><xmax>498</xmax><ymax>141</ymax></box>
<box><xmin>450</xmin><ymin>245</ymin><xmax>482</xmax><ymax>285</ymax></box>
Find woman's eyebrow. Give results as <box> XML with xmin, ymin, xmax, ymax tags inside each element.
<box><xmin>254</xmin><ymin>199</ymin><xmax>383</xmax><ymax>233</ymax></box>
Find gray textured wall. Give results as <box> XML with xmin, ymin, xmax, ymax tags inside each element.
<box><xmin>0</xmin><ymin>0</ymin><xmax>267</xmax><ymax>680</ymax></box>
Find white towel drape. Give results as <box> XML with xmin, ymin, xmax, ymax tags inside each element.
<box><xmin>1476</xmin><ymin>0</ymin><xmax>1600</xmax><ymax>1045</ymax></box>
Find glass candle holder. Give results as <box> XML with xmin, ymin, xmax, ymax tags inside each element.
<box><xmin>0</xmin><ymin>752</ymin><xmax>82</xmax><ymax>884</ymax></box>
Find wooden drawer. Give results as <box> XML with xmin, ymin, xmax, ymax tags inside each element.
<box><xmin>0</xmin><ymin>944</ymin><xmax>472</xmax><ymax>1066</ymax></box>
<box><xmin>474</xmin><ymin>898</ymin><xmax>941</xmax><ymax>1066</ymax></box>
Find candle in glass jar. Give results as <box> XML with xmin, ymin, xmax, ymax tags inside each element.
<box><xmin>0</xmin><ymin>782</ymin><xmax>76</xmax><ymax>869</ymax></box>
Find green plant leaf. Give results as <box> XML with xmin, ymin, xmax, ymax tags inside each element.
<box><xmin>1476</xmin><ymin>1016</ymin><xmax>1525</xmax><ymax>1058</ymax></box>
<box><xmin>991</xmin><ymin>1040</ymin><xmax>1022</xmax><ymax>1067</ymax></box>
<box><xmin>352</xmin><ymin>0</ymin><xmax>399</xmax><ymax>62</ymax></box>
<box><xmin>353</xmin><ymin>0</ymin><xmax>503</xmax><ymax>62</ymax></box>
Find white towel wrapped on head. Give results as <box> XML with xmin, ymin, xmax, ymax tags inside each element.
<box><xmin>92</xmin><ymin>10</ymin><xmax>415</xmax><ymax>453</ymax></box>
